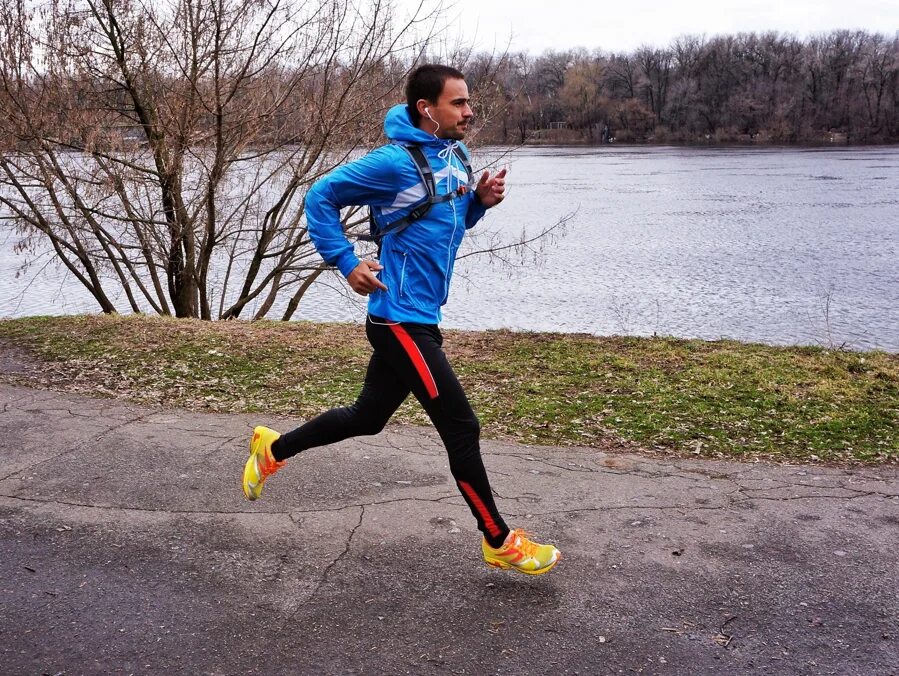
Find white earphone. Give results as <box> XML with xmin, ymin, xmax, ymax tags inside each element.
<box><xmin>424</xmin><ymin>106</ymin><xmax>439</xmax><ymax>134</ymax></box>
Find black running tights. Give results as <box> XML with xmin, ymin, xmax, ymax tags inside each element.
<box><xmin>271</xmin><ymin>315</ymin><xmax>510</xmax><ymax>548</ymax></box>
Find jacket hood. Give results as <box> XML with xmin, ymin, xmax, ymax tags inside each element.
<box><xmin>384</xmin><ymin>104</ymin><xmax>445</xmax><ymax>145</ymax></box>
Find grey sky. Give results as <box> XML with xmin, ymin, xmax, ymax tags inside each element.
<box><xmin>401</xmin><ymin>0</ymin><xmax>899</xmax><ymax>53</ymax></box>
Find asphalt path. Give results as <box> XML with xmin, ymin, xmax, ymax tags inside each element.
<box><xmin>1</xmin><ymin>384</ymin><xmax>897</xmax><ymax>675</ymax></box>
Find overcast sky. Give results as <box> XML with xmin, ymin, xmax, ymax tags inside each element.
<box><xmin>400</xmin><ymin>0</ymin><xmax>899</xmax><ymax>54</ymax></box>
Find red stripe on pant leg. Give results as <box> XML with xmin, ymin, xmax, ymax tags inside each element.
<box><xmin>389</xmin><ymin>324</ymin><xmax>439</xmax><ymax>399</ymax></box>
<box><xmin>458</xmin><ymin>480</ymin><xmax>502</xmax><ymax>538</ymax></box>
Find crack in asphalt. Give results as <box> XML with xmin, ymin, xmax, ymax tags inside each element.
<box><xmin>0</xmin><ymin>493</ymin><xmax>261</xmax><ymax>515</ymax></box>
<box><xmin>160</xmin><ymin>431</ymin><xmax>237</xmax><ymax>444</ymax></box>
<box><xmin>587</xmin><ymin>464</ymin><xmax>899</xmax><ymax>501</ymax></box>
<box><xmin>513</xmin><ymin>456</ymin><xmax>602</xmax><ymax>475</ymax></box>
<box><xmin>279</xmin><ymin>505</ymin><xmax>367</xmax><ymax>632</ymax></box>
<box><xmin>5</xmin><ymin>489</ymin><xmax>881</xmax><ymax>538</ymax></box>
<box><xmin>0</xmin><ymin>409</ymin><xmax>156</xmax><ymax>483</ymax></box>
<box><xmin>321</xmin><ymin>505</ymin><xmax>365</xmax><ymax>585</ymax></box>
<box><xmin>290</xmin><ymin>494</ymin><xmax>459</xmax><ymax>514</ymax></box>
<box><xmin>0</xmin><ymin>388</ymin><xmax>64</xmax><ymax>408</ymax></box>
<box><xmin>733</xmin><ymin>490</ymin><xmax>899</xmax><ymax>502</ymax></box>
<box><xmin>379</xmin><ymin>434</ymin><xmax>442</xmax><ymax>459</ymax></box>
<box><xmin>200</xmin><ymin>434</ymin><xmax>246</xmax><ymax>461</ymax></box>
<box><xmin>2</xmin><ymin>458</ymin><xmax>895</xmax><ymax>519</ymax></box>
<box><xmin>503</xmin><ymin>503</ymin><xmax>729</xmax><ymax>518</ymax></box>
<box><xmin>0</xmin><ymin>493</ymin><xmax>460</xmax><ymax>518</ymax></box>
<box><xmin>786</xmin><ymin>480</ymin><xmax>899</xmax><ymax>495</ymax></box>
<box><xmin>474</xmin><ymin>485</ymin><xmax>899</xmax><ymax>518</ymax></box>
<box><xmin>499</xmin><ymin>452</ymin><xmax>753</xmax><ymax>489</ymax></box>
<box><xmin>489</xmin><ymin>489</ymin><xmax>542</xmax><ymax>503</ymax></box>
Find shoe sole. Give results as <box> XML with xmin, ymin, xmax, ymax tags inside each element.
<box><xmin>484</xmin><ymin>552</ymin><xmax>561</xmax><ymax>575</ymax></box>
<box><xmin>242</xmin><ymin>454</ymin><xmax>261</xmax><ymax>501</ymax></box>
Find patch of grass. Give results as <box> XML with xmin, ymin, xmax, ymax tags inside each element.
<box><xmin>0</xmin><ymin>314</ymin><xmax>896</xmax><ymax>464</ymax></box>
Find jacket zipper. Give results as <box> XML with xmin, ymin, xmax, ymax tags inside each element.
<box><xmin>399</xmin><ymin>252</ymin><xmax>408</xmax><ymax>298</ymax></box>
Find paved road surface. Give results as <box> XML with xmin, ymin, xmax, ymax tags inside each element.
<box><xmin>1</xmin><ymin>384</ymin><xmax>897</xmax><ymax>675</ymax></box>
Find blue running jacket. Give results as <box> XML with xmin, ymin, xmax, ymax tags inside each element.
<box><xmin>305</xmin><ymin>104</ymin><xmax>488</xmax><ymax>324</ymax></box>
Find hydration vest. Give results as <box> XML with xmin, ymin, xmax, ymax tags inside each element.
<box><xmin>360</xmin><ymin>142</ymin><xmax>474</xmax><ymax>253</ymax></box>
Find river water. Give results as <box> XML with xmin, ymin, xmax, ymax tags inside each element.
<box><xmin>2</xmin><ymin>146</ymin><xmax>897</xmax><ymax>351</ymax></box>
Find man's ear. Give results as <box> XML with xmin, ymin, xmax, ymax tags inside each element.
<box><xmin>416</xmin><ymin>99</ymin><xmax>431</xmax><ymax>118</ymax></box>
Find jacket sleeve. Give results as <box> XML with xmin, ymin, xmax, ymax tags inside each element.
<box><xmin>305</xmin><ymin>146</ymin><xmax>402</xmax><ymax>278</ymax></box>
<box><xmin>464</xmin><ymin>191</ymin><xmax>488</xmax><ymax>230</ymax></box>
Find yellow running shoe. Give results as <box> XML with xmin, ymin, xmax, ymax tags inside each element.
<box><xmin>482</xmin><ymin>529</ymin><xmax>561</xmax><ymax>575</ymax></box>
<box><xmin>242</xmin><ymin>426</ymin><xmax>285</xmax><ymax>501</ymax></box>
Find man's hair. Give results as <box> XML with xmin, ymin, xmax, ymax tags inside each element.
<box><xmin>406</xmin><ymin>64</ymin><xmax>465</xmax><ymax>126</ymax></box>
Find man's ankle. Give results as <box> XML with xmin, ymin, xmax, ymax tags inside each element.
<box><xmin>486</xmin><ymin>528</ymin><xmax>511</xmax><ymax>549</ymax></box>
<box><xmin>270</xmin><ymin>438</ymin><xmax>286</xmax><ymax>463</ymax></box>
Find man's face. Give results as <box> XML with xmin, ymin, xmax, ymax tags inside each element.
<box><xmin>419</xmin><ymin>77</ymin><xmax>473</xmax><ymax>140</ymax></box>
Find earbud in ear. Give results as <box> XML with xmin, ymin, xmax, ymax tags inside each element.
<box><xmin>422</xmin><ymin>105</ymin><xmax>439</xmax><ymax>134</ymax></box>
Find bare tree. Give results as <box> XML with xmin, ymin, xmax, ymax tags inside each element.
<box><xmin>560</xmin><ymin>55</ymin><xmax>609</xmax><ymax>140</ymax></box>
<box><xmin>635</xmin><ymin>46</ymin><xmax>672</xmax><ymax>125</ymax></box>
<box><xmin>857</xmin><ymin>33</ymin><xmax>897</xmax><ymax>137</ymax></box>
<box><xmin>0</xmin><ymin>0</ymin><xmax>433</xmax><ymax>320</ymax></box>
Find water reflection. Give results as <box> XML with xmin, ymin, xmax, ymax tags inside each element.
<box><xmin>2</xmin><ymin>146</ymin><xmax>897</xmax><ymax>351</ymax></box>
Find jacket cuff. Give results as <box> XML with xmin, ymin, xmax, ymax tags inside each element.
<box><xmin>466</xmin><ymin>192</ymin><xmax>488</xmax><ymax>228</ymax></box>
<box><xmin>337</xmin><ymin>252</ymin><xmax>361</xmax><ymax>278</ymax></box>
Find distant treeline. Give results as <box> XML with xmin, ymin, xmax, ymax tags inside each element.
<box><xmin>466</xmin><ymin>30</ymin><xmax>899</xmax><ymax>145</ymax></box>
<box><xmin>1</xmin><ymin>26</ymin><xmax>896</xmax><ymax>149</ymax></box>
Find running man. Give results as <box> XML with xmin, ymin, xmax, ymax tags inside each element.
<box><xmin>242</xmin><ymin>64</ymin><xmax>560</xmax><ymax>575</ymax></box>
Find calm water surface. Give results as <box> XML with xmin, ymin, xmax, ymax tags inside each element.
<box><xmin>2</xmin><ymin>146</ymin><xmax>897</xmax><ymax>351</ymax></box>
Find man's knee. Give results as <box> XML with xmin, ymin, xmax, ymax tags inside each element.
<box><xmin>344</xmin><ymin>402</ymin><xmax>392</xmax><ymax>436</ymax></box>
<box><xmin>448</xmin><ymin>414</ymin><xmax>481</xmax><ymax>453</ymax></box>
<box><xmin>355</xmin><ymin>417</ymin><xmax>389</xmax><ymax>436</ymax></box>
<box><xmin>462</xmin><ymin>415</ymin><xmax>481</xmax><ymax>440</ymax></box>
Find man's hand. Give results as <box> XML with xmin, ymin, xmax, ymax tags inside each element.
<box><xmin>347</xmin><ymin>260</ymin><xmax>388</xmax><ymax>296</ymax></box>
<box><xmin>475</xmin><ymin>167</ymin><xmax>507</xmax><ymax>208</ymax></box>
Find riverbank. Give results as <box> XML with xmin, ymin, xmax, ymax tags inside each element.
<box><xmin>1</xmin><ymin>315</ymin><xmax>895</xmax><ymax>464</ymax></box>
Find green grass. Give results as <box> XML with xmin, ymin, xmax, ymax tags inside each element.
<box><xmin>0</xmin><ymin>314</ymin><xmax>896</xmax><ymax>464</ymax></box>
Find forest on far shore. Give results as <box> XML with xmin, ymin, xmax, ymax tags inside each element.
<box><xmin>2</xmin><ymin>14</ymin><xmax>896</xmax><ymax>149</ymax></box>
<box><xmin>464</xmin><ymin>30</ymin><xmax>899</xmax><ymax>145</ymax></box>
